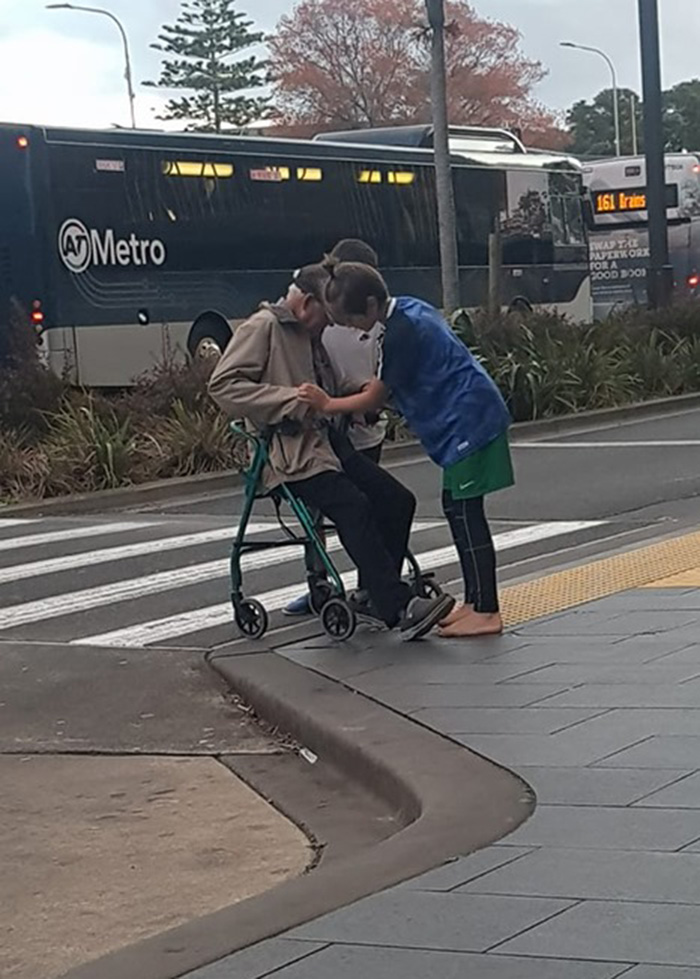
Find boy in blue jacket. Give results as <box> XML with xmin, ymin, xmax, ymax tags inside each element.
<box><xmin>298</xmin><ymin>260</ymin><xmax>514</xmax><ymax>638</ymax></box>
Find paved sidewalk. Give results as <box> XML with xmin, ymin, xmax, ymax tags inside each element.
<box><xmin>186</xmin><ymin>553</ymin><xmax>700</xmax><ymax>978</ymax></box>
<box><xmin>0</xmin><ymin>644</ymin><xmax>310</xmax><ymax>979</ymax></box>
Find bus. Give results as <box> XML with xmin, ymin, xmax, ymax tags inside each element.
<box><xmin>583</xmin><ymin>153</ymin><xmax>700</xmax><ymax>316</ymax></box>
<box><xmin>0</xmin><ymin>122</ymin><xmax>590</xmax><ymax>386</ymax></box>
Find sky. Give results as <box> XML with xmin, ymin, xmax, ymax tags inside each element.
<box><xmin>1</xmin><ymin>0</ymin><xmax>699</xmax><ymax>130</ymax></box>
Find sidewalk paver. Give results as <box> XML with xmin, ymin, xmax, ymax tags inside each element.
<box><xmin>183</xmin><ymin>564</ymin><xmax>700</xmax><ymax>977</ymax></box>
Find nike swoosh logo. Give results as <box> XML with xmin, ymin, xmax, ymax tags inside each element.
<box><xmin>459</xmin><ymin>480</ymin><xmax>476</xmax><ymax>490</ymax></box>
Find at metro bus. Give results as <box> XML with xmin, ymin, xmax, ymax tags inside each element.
<box><xmin>584</xmin><ymin>152</ymin><xmax>700</xmax><ymax>317</ymax></box>
<box><xmin>0</xmin><ymin>122</ymin><xmax>591</xmax><ymax>386</ymax></box>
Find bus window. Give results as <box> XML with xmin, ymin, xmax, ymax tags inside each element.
<box><xmin>550</xmin><ymin>193</ymin><xmax>586</xmax><ymax>247</ymax></box>
<box><xmin>453</xmin><ymin>168</ymin><xmax>499</xmax><ymax>266</ymax></box>
<box><xmin>502</xmin><ymin>171</ymin><xmax>553</xmax><ymax>265</ymax></box>
<box><xmin>564</xmin><ymin>195</ymin><xmax>587</xmax><ymax>245</ymax></box>
<box><xmin>162</xmin><ymin>161</ymin><xmax>234</xmax><ymax>178</ymax></box>
<box><xmin>344</xmin><ymin>163</ymin><xmax>438</xmax><ymax>267</ymax></box>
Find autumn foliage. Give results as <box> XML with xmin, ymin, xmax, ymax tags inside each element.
<box><xmin>269</xmin><ymin>0</ymin><xmax>567</xmax><ymax>149</ymax></box>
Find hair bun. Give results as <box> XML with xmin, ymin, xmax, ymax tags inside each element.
<box><xmin>321</xmin><ymin>254</ymin><xmax>340</xmax><ymax>278</ymax></box>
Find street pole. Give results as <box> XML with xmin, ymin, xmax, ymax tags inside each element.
<box><xmin>46</xmin><ymin>3</ymin><xmax>137</xmax><ymax>128</ymax></box>
<box><xmin>560</xmin><ymin>42</ymin><xmax>620</xmax><ymax>156</ymax></box>
<box><xmin>425</xmin><ymin>0</ymin><xmax>460</xmax><ymax>314</ymax></box>
<box><xmin>638</xmin><ymin>0</ymin><xmax>673</xmax><ymax>307</ymax></box>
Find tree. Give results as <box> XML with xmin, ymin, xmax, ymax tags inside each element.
<box><xmin>145</xmin><ymin>0</ymin><xmax>267</xmax><ymax>133</ymax></box>
<box><xmin>268</xmin><ymin>0</ymin><xmax>563</xmax><ymax>146</ymax></box>
<box><xmin>566</xmin><ymin>88</ymin><xmax>643</xmax><ymax>157</ymax></box>
<box><xmin>663</xmin><ymin>79</ymin><xmax>700</xmax><ymax>151</ymax></box>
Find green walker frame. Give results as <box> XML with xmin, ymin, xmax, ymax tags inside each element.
<box><xmin>228</xmin><ymin>422</ymin><xmax>441</xmax><ymax>642</ymax></box>
<box><xmin>229</xmin><ymin>422</ymin><xmax>357</xmax><ymax>640</ymax></box>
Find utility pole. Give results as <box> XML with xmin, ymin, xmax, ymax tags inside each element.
<box><xmin>425</xmin><ymin>0</ymin><xmax>460</xmax><ymax>314</ymax></box>
<box><xmin>630</xmin><ymin>93</ymin><xmax>639</xmax><ymax>155</ymax></box>
<box><xmin>638</xmin><ymin>0</ymin><xmax>673</xmax><ymax>307</ymax></box>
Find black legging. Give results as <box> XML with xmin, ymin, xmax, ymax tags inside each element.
<box><xmin>359</xmin><ymin>442</ymin><xmax>383</xmax><ymax>465</ymax></box>
<box><xmin>442</xmin><ymin>491</ymin><xmax>499</xmax><ymax>613</ymax></box>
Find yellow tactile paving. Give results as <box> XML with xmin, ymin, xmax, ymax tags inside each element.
<box><xmin>502</xmin><ymin>529</ymin><xmax>700</xmax><ymax>627</ymax></box>
<box><xmin>642</xmin><ymin>568</ymin><xmax>700</xmax><ymax>588</ymax></box>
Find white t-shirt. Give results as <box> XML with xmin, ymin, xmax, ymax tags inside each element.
<box><xmin>322</xmin><ymin>322</ymin><xmax>387</xmax><ymax>452</ymax></box>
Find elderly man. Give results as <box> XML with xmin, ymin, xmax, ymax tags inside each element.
<box><xmin>208</xmin><ymin>263</ymin><xmax>453</xmax><ymax>641</ymax></box>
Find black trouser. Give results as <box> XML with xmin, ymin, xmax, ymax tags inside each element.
<box><xmin>442</xmin><ymin>491</ymin><xmax>499</xmax><ymax>613</ymax></box>
<box><xmin>354</xmin><ymin>441</ymin><xmax>382</xmax><ymax>589</ymax></box>
<box><xmin>303</xmin><ymin>438</ymin><xmax>385</xmax><ymax>589</ymax></box>
<box><xmin>293</xmin><ymin>452</ymin><xmax>414</xmax><ymax>627</ymax></box>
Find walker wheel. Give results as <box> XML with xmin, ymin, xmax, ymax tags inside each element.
<box><xmin>309</xmin><ymin>579</ymin><xmax>334</xmax><ymax>615</ymax></box>
<box><xmin>321</xmin><ymin>599</ymin><xmax>357</xmax><ymax>641</ymax></box>
<box><xmin>235</xmin><ymin>599</ymin><xmax>268</xmax><ymax>639</ymax></box>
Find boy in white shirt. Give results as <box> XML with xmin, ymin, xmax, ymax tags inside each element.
<box><xmin>284</xmin><ymin>238</ymin><xmax>387</xmax><ymax>616</ymax></box>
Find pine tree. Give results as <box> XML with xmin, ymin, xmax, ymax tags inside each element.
<box><xmin>145</xmin><ymin>0</ymin><xmax>268</xmax><ymax>133</ymax></box>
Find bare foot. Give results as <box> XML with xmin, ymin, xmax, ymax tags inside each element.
<box><xmin>439</xmin><ymin>602</ymin><xmax>473</xmax><ymax>627</ymax></box>
<box><xmin>438</xmin><ymin>611</ymin><xmax>503</xmax><ymax>638</ymax></box>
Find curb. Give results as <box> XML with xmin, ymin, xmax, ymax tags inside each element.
<box><xmin>0</xmin><ymin>437</ymin><xmax>422</xmax><ymax>519</ymax></box>
<box><xmin>5</xmin><ymin>391</ymin><xmax>700</xmax><ymax>517</ymax></box>
<box><xmin>511</xmin><ymin>390</ymin><xmax>700</xmax><ymax>441</ymax></box>
<box><xmin>58</xmin><ymin>645</ymin><xmax>532</xmax><ymax>979</ymax></box>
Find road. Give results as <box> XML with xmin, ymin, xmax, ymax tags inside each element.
<box><xmin>0</xmin><ymin>405</ymin><xmax>699</xmax><ymax>651</ymax></box>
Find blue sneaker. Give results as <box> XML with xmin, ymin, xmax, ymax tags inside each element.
<box><xmin>283</xmin><ymin>593</ymin><xmax>312</xmax><ymax>617</ymax></box>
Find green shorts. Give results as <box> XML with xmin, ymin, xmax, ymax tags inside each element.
<box><xmin>442</xmin><ymin>432</ymin><xmax>515</xmax><ymax>500</ymax></box>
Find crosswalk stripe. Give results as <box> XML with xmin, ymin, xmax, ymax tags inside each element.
<box><xmin>0</xmin><ymin>520</ymin><xmax>438</xmax><ymax>631</ymax></box>
<box><xmin>0</xmin><ymin>518</ymin><xmax>34</xmax><ymax>529</ymax></box>
<box><xmin>409</xmin><ymin>521</ymin><xmax>605</xmax><ymax>573</ymax></box>
<box><xmin>0</xmin><ymin>523</ymin><xmax>273</xmax><ymax>586</ymax></box>
<box><xmin>74</xmin><ymin>521</ymin><xmax>604</xmax><ymax>648</ymax></box>
<box><xmin>0</xmin><ymin>521</ymin><xmax>159</xmax><ymax>555</ymax></box>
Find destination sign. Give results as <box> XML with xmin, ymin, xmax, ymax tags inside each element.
<box><xmin>593</xmin><ymin>184</ymin><xmax>679</xmax><ymax>214</ymax></box>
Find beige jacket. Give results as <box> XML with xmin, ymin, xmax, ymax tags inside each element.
<box><xmin>208</xmin><ymin>303</ymin><xmax>342</xmax><ymax>488</ymax></box>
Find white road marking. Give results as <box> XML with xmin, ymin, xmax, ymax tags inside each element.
<box><xmin>512</xmin><ymin>440</ymin><xmax>700</xmax><ymax>449</ymax></box>
<box><xmin>74</xmin><ymin>521</ymin><xmax>604</xmax><ymax>648</ymax></box>
<box><xmin>0</xmin><ymin>523</ymin><xmax>271</xmax><ymax>585</ymax></box>
<box><xmin>0</xmin><ymin>521</ymin><xmax>438</xmax><ymax>631</ymax></box>
<box><xmin>0</xmin><ymin>521</ymin><xmax>158</xmax><ymax>555</ymax></box>
<box><xmin>0</xmin><ymin>518</ymin><xmax>35</xmax><ymax>529</ymax></box>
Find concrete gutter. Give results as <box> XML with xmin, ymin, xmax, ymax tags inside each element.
<box><xmin>6</xmin><ymin>391</ymin><xmax>700</xmax><ymax>518</ymax></box>
<box><xmin>58</xmin><ymin>645</ymin><xmax>533</xmax><ymax>979</ymax></box>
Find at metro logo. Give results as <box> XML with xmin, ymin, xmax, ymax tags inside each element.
<box><xmin>58</xmin><ymin>218</ymin><xmax>167</xmax><ymax>275</ymax></box>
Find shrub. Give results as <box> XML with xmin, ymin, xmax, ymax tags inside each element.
<box><xmin>41</xmin><ymin>397</ymin><xmax>142</xmax><ymax>494</ymax></box>
<box><xmin>0</xmin><ymin>429</ymin><xmax>50</xmax><ymax>501</ymax></box>
<box><xmin>453</xmin><ymin>303</ymin><xmax>700</xmax><ymax>421</ymax></box>
<box><xmin>0</xmin><ymin>307</ymin><xmax>67</xmax><ymax>437</ymax></box>
<box><xmin>121</xmin><ymin>352</ymin><xmax>216</xmax><ymax>422</ymax></box>
<box><xmin>150</xmin><ymin>400</ymin><xmax>238</xmax><ymax>478</ymax></box>
<box><xmin>2</xmin><ymin>299</ymin><xmax>700</xmax><ymax>503</ymax></box>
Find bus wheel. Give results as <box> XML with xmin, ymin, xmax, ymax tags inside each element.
<box><xmin>187</xmin><ymin>317</ymin><xmax>231</xmax><ymax>360</ymax></box>
<box><xmin>508</xmin><ymin>297</ymin><xmax>533</xmax><ymax>316</ymax></box>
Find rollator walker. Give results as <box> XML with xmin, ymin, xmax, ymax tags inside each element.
<box><xmin>229</xmin><ymin>423</ymin><xmax>441</xmax><ymax>641</ymax></box>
